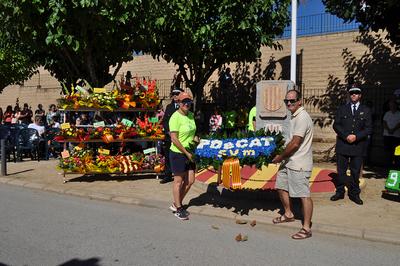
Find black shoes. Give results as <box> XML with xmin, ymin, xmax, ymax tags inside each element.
<box><xmin>330</xmin><ymin>193</ymin><xmax>345</xmax><ymax>201</ymax></box>
<box><xmin>160</xmin><ymin>177</ymin><xmax>173</xmax><ymax>184</ymax></box>
<box><xmin>330</xmin><ymin>193</ymin><xmax>363</xmax><ymax>205</ymax></box>
<box><xmin>349</xmin><ymin>195</ymin><xmax>363</xmax><ymax>205</ymax></box>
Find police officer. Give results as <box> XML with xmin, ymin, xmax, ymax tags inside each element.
<box><xmin>331</xmin><ymin>87</ymin><xmax>372</xmax><ymax>205</ymax></box>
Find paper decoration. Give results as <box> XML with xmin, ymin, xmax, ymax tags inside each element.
<box><xmin>149</xmin><ymin>117</ymin><xmax>159</xmax><ymax>123</ymax></box>
<box><xmin>93</xmin><ymin>87</ymin><xmax>106</xmax><ymax>93</ymax></box>
<box><xmin>121</xmin><ymin>118</ymin><xmax>134</xmax><ymax>127</ymax></box>
<box><xmin>61</xmin><ymin>123</ymin><xmax>71</xmax><ymax>130</ymax></box>
<box><xmin>61</xmin><ymin>150</ymin><xmax>70</xmax><ymax>158</ymax></box>
<box><xmin>143</xmin><ymin>147</ymin><xmax>156</xmax><ymax>155</ymax></box>
<box><xmin>75</xmin><ymin>85</ymin><xmax>89</xmax><ymax>95</ymax></box>
<box><xmin>98</xmin><ymin>148</ymin><xmax>110</xmax><ymax>155</ymax></box>
<box><xmin>93</xmin><ymin>121</ymin><xmax>105</xmax><ymax>128</ymax></box>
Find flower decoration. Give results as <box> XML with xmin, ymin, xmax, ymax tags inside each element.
<box><xmin>55</xmin><ymin>123</ymin><xmax>161</xmax><ymax>142</ymax></box>
<box><xmin>57</xmin><ymin>78</ymin><xmax>161</xmax><ymax>110</ymax></box>
<box><xmin>58</xmin><ymin>151</ymin><xmax>165</xmax><ymax>174</ymax></box>
<box><xmin>191</xmin><ymin>129</ymin><xmax>285</xmax><ymax>170</ymax></box>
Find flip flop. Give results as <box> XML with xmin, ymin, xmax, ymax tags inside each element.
<box><xmin>291</xmin><ymin>228</ymin><xmax>312</xmax><ymax>240</ymax></box>
<box><xmin>272</xmin><ymin>214</ymin><xmax>295</xmax><ymax>224</ymax></box>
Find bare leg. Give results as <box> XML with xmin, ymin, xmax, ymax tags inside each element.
<box><xmin>301</xmin><ymin>197</ymin><xmax>313</xmax><ymax>231</ymax></box>
<box><xmin>278</xmin><ymin>189</ymin><xmax>294</xmax><ymax>218</ymax></box>
<box><xmin>180</xmin><ymin>170</ymin><xmax>195</xmax><ymax>204</ymax></box>
<box><xmin>173</xmin><ymin>173</ymin><xmax>185</xmax><ymax>208</ymax></box>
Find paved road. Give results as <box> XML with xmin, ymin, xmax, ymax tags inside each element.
<box><xmin>0</xmin><ymin>184</ymin><xmax>399</xmax><ymax>266</ymax></box>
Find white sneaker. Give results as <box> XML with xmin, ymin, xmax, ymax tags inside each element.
<box><xmin>169</xmin><ymin>203</ymin><xmax>177</xmax><ymax>212</ymax></box>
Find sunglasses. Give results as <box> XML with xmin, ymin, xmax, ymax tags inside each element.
<box><xmin>181</xmin><ymin>100</ymin><xmax>193</xmax><ymax>106</ymax></box>
<box><xmin>283</xmin><ymin>99</ymin><xmax>299</xmax><ymax>105</ymax></box>
<box><xmin>171</xmin><ymin>92</ymin><xmax>180</xmax><ymax>96</ymax></box>
<box><xmin>349</xmin><ymin>92</ymin><xmax>361</xmax><ymax>95</ymax></box>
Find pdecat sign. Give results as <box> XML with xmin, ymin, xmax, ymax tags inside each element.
<box><xmin>195</xmin><ymin>137</ymin><xmax>277</xmax><ymax>160</ymax></box>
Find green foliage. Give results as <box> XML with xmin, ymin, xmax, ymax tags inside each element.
<box><xmin>190</xmin><ymin>129</ymin><xmax>285</xmax><ymax>170</ymax></box>
<box><xmin>0</xmin><ymin>0</ymin><xmax>150</xmax><ymax>90</ymax></box>
<box><xmin>0</xmin><ymin>33</ymin><xmax>38</xmax><ymax>92</ymax></box>
<box><xmin>146</xmin><ymin>0</ymin><xmax>291</xmax><ymax>104</ymax></box>
<box><xmin>323</xmin><ymin>0</ymin><xmax>400</xmax><ymax>45</ymax></box>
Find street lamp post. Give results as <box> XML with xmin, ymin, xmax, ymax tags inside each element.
<box><xmin>290</xmin><ymin>0</ymin><xmax>297</xmax><ymax>86</ymax></box>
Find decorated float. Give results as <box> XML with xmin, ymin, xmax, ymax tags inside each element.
<box><xmin>193</xmin><ymin>129</ymin><xmax>284</xmax><ymax>190</ymax></box>
<box><xmin>56</xmin><ymin>78</ymin><xmax>166</xmax><ymax>182</ymax></box>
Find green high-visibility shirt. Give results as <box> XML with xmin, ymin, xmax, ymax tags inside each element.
<box><xmin>169</xmin><ymin>111</ymin><xmax>196</xmax><ymax>153</ymax></box>
<box><xmin>248</xmin><ymin>106</ymin><xmax>256</xmax><ymax>131</ymax></box>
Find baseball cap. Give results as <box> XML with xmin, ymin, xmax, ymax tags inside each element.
<box><xmin>171</xmin><ymin>87</ymin><xmax>184</xmax><ymax>95</ymax></box>
<box><xmin>348</xmin><ymin>87</ymin><xmax>361</xmax><ymax>93</ymax></box>
<box><xmin>177</xmin><ymin>92</ymin><xmax>193</xmax><ymax>102</ymax></box>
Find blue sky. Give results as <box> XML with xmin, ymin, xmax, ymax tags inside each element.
<box><xmin>281</xmin><ymin>0</ymin><xmax>359</xmax><ymax>38</ymax></box>
<box><xmin>298</xmin><ymin>0</ymin><xmax>326</xmax><ymax>16</ymax></box>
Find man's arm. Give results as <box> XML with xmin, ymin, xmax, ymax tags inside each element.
<box><xmin>333</xmin><ymin>107</ymin><xmax>348</xmax><ymax>141</ymax></box>
<box><xmin>272</xmin><ymin>135</ymin><xmax>303</xmax><ymax>163</ymax></box>
<box><xmin>355</xmin><ymin>107</ymin><xmax>373</xmax><ymax>141</ymax></box>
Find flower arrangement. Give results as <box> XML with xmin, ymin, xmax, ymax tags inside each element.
<box><xmin>191</xmin><ymin>129</ymin><xmax>285</xmax><ymax>170</ymax></box>
<box><xmin>54</xmin><ymin>123</ymin><xmax>163</xmax><ymax>142</ymax></box>
<box><xmin>58</xmin><ymin>151</ymin><xmax>165</xmax><ymax>174</ymax></box>
<box><xmin>136</xmin><ymin>115</ymin><xmax>164</xmax><ymax>139</ymax></box>
<box><xmin>58</xmin><ymin>149</ymin><xmax>93</xmax><ymax>173</ymax></box>
<box><xmin>58</xmin><ymin>78</ymin><xmax>161</xmax><ymax>110</ymax></box>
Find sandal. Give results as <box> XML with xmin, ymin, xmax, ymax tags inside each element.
<box><xmin>291</xmin><ymin>228</ymin><xmax>312</xmax><ymax>240</ymax></box>
<box><xmin>272</xmin><ymin>214</ymin><xmax>295</xmax><ymax>224</ymax></box>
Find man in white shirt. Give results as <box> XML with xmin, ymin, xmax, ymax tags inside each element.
<box><xmin>383</xmin><ymin>99</ymin><xmax>400</xmax><ymax>167</ymax></box>
<box><xmin>272</xmin><ymin>90</ymin><xmax>314</xmax><ymax>240</ymax></box>
<box><xmin>28</xmin><ymin>115</ymin><xmax>46</xmax><ymax>136</ymax></box>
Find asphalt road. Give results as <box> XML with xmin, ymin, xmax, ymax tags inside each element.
<box><xmin>0</xmin><ymin>184</ymin><xmax>399</xmax><ymax>266</ymax></box>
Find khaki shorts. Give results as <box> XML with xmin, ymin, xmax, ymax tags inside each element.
<box><xmin>275</xmin><ymin>167</ymin><xmax>311</xmax><ymax>198</ymax></box>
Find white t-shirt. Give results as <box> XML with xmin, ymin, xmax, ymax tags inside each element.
<box><xmin>28</xmin><ymin>123</ymin><xmax>45</xmax><ymax>136</ymax></box>
<box><xmin>285</xmin><ymin>107</ymin><xmax>314</xmax><ymax>172</ymax></box>
<box><xmin>383</xmin><ymin>111</ymin><xmax>400</xmax><ymax>137</ymax></box>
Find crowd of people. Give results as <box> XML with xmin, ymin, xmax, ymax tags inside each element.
<box><xmin>0</xmin><ymin>102</ymin><xmax>61</xmax><ymax>129</ymax></box>
<box><xmin>0</xmin><ymin>102</ymin><xmax>62</xmax><ymax>159</ymax></box>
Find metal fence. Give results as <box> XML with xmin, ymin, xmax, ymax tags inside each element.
<box><xmin>279</xmin><ymin>12</ymin><xmax>360</xmax><ymax>39</ymax></box>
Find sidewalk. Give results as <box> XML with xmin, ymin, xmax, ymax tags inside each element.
<box><xmin>1</xmin><ymin>159</ymin><xmax>399</xmax><ymax>245</ymax></box>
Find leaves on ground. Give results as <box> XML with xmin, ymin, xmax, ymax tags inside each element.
<box><xmin>235</xmin><ymin>233</ymin><xmax>242</xmax><ymax>242</ymax></box>
<box><xmin>211</xmin><ymin>225</ymin><xmax>219</xmax><ymax>230</ymax></box>
<box><xmin>235</xmin><ymin>219</ymin><xmax>248</xmax><ymax>224</ymax></box>
<box><xmin>250</xmin><ymin>220</ymin><xmax>256</xmax><ymax>227</ymax></box>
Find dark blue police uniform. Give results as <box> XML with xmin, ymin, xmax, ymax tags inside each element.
<box><xmin>333</xmin><ymin>102</ymin><xmax>372</xmax><ymax>199</ymax></box>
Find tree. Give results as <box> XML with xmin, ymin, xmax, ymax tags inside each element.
<box><xmin>0</xmin><ymin>35</ymin><xmax>38</xmax><ymax>93</ymax></box>
<box><xmin>146</xmin><ymin>0</ymin><xmax>291</xmax><ymax>107</ymax></box>
<box><xmin>0</xmin><ymin>0</ymin><xmax>150</xmax><ymax>91</ymax></box>
<box><xmin>323</xmin><ymin>0</ymin><xmax>400</xmax><ymax>45</ymax></box>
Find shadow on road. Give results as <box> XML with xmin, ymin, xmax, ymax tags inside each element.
<box><xmin>58</xmin><ymin>257</ymin><xmax>101</xmax><ymax>266</ymax></box>
<box><xmin>188</xmin><ymin>183</ymin><xmax>304</xmax><ymax>220</ymax></box>
<box><xmin>65</xmin><ymin>173</ymin><xmax>161</xmax><ymax>183</ymax></box>
<box><xmin>6</xmin><ymin>169</ymin><xmax>34</xmax><ymax>176</ymax></box>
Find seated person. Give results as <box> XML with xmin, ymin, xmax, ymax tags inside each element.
<box><xmin>28</xmin><ymin>115</ymin><xmax>46</xmax><ymax>137</ymax></box>
<box><xmin>49</xmin><ymin>116</ymin><xmax>61</xmax><ymax>129</ymax></box>
<box><xmin>76</xmin><ymin>113</ymin><xmax>90</xmax><ymax>126</ymax></box>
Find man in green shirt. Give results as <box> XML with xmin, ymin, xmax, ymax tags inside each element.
<box><xmin>248</xmin><ymin>106</ymin><xmax>256</xmax><ymax>131</ymax></box>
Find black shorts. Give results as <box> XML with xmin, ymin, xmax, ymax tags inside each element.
<box><xmin>169</xmin><ymin>151</ymin><xmax>196</xmax><ymax>174</ymax></box>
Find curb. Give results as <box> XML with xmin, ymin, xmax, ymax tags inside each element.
<box><xmin>0</xmin><ymin>176</ymin><xmax>399</xmax><ymax>245</ymax></box>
